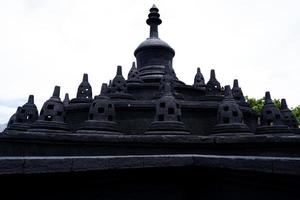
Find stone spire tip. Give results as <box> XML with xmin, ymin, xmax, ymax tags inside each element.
<box><xmin>210</xmin><ymin>69</ymin><xmax>216</xmax><ymax>79</ymax></box>
<box><xmin>132</xmin><ymin>62</ymin><xmax>136</xmax><ymax>69</ymax></box>
<box><xmin>52</xmin><ymin>86</ymin><xmax>60</xmax><ymax>98</ymax></box>
<box><xmin>100</xmin><ymin>83</ymin><xmax>108</xmax><ymax>96</ymax></box>
<box><xmin>117</xmin><ymin>66</ymin><xmax>122</xmax><ymax>76</ymax></box>
<box><xmin>281</xmin><ymin>98</ymin><xmax>288</xmax><ymax>109</ymax></box>
<box><xmin>147</xmin><ymin>4</ymin><xmax>161</xmax><ymax>38</ymax></box>
<box><xmin>264</xmin><ymin>91</ymin><xmax>273</xmax><ymax>104</ymax></box>
<box><xmin>233</xmin><ymin>79</ymin><xmax>239</xmax><ymax>87</ymax></box>
<box><xmin>28</xmin><ymin>95</ymin><xmax>34</xmax><ymax>104</ymax></box>
<box><xmin>83</xmin><ymin>73</ymin><xmax>88</xmax><ymax>82</ymax></box>
<box><xmin>64</xmin><ymin>93</ymin><xmax>69</xmax><ymax>100</ymax></box>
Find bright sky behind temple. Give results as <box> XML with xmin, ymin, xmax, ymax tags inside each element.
<box><xmin>0</xmin><ymin>0</ymin><xmax>300</xmax><ymax>123</ymax></box>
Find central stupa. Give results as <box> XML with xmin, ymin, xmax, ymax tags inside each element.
<box><xmin>134</xmin><ymin>5</ymin><xmax>178</xmax><ymax>83</ymax></box>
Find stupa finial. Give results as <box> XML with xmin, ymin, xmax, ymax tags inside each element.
<box><xmin>63</xmin><ymin>93</ymin><xmax>70</xmax><ymax>106</ymax></box>
<box><xmin>210</xmin><ymin>69</ymin><xmax>216</xmax><ymax>79</ymax></box>
<box><xmin>264</xmin><ymin>91</ymin><xmax>272</xmax><ymax>104</ymax></box>
<box><xmin>281</xmin><ymin>99</ymin><xmax>288</xmax><ymax>110</ymax></box>
<box><xmin>117</xmin><ymin>65</ymin><xmax>122</xmax><ymax>76</ymax></box>
<box><xmin>52</xmin><ymin>86</ymin><xmax>60</xmax><ymax>98</ymax></box>
<box><xmin>233</xmin><ymin>79</ymin><xmax>239</xmax><ymax>87</ymax></box>
<box><xmin>146</xmin><ymin>4</ymin><xmax>162</xmax><ymax>38</ymax></box>
<box><xmin>132</xmin><ymin>61</ymin><xmax>136</xmax><ymax>69</ymax></box>
<box><xmin>197</xmin><ymin>67</ymin><xmax>201</xmax><ymax>73</ymax></box>
<box><xmin>28</xmin><ymin>95</ymin><xmax>34</xmax><ymax>104</ymax></box>
<box><xmin>100</xmin><ymin>83</ymin><xmax>109</xmax><ymax>96</ymax></box>
<box><xmin>83</xmin><ymin>73</ymin><xmax>88</xmax><ymax>82</ymax></box>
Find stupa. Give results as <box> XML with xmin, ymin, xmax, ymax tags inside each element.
<box><xmin>1</xmin><ymin>5</ymin><xmax>300</xmax><ymax>200</ymax></box>
<box><xmin>4</xmin><ymin>4</ymin><xmax>299</xmax><ymax>136</ymax></box>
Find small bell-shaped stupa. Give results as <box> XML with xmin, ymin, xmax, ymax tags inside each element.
<box><xmin>231</xmin><ymin>79</ymin><xmax>249</xmax><ymax>107</ymax></box>
<box><xmin>256</xmin><ymin>92</ymin><xmax>290</xmax><ymax>134</ymax></box>
<box><xmin>280</xmin><ymin>99</ymin><xmax>299</xmax><ymax>133</ymax></box>
<box><xmin>71</xmin><ymin>74</ymin><xmax>93</xmax><ymax>103</ymax></box>
<box><xmin>145</xmin><ymin>82</ymin><xmax>190</xmax><ymax>135</ymax></box>
<box><xmin>127</xmin><ymin>62</ymin><xmax>143</xmax><ymax>84</ymax></box>
<box><xmin>29</xmin><ymin>86</ymin><xmax>69</xmax><ymax>132</ymax></box>
<box><xmin>108</xmin><ymin>66</ymin><xmax>134</xmax><ymax>99</ymax></box>
<box><xmin>206</xmin><ymin>69</ymin><xmax>221</xmax><ymax>95</ymax></box>
<box><xmin>212</xmin><ymin>85</ymin><xmax>252</xmax><ymax>135</ymax></box>
<box><xmin>193</xmin><ymin>67</ymin><xmax>205</xmax><ymax>88</ymax></box>
<box><xmin>77</xmin><ymin>83</ymin><xmax>121</xmax><ymax>134</ymax></box>
<box><xmin>6</xmin><ymin>95</ymin><xmax>38</xmax><ymax>131</ymax></box>
<box><xmin>63</xmin><ymin>93</ymin><xmax>70</xmax><ymax>107</ymax></box>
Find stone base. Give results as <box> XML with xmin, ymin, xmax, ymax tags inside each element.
<box><xmin>256</xmin><ymin>125</ymin><xmax>291</xmax><ymax>135</ymax></box>
<box><xmin>145</xmin><ymin>121</ymin><xmax>190</xmax><ymax>135</ymax></box>
<box><xmin>108</xmin><ymin>92</ymin><xmax>135</xmax><ymax>100</ymax></box>
<box><xmin>76</xmin><ymin>120</ymin><xmax>121</xmax><ymax>134</ymax></box>
<box><xmin>6</xmin><ymin>123</ymin><xmax>32</xmax><ymax>131</ymax></box>
<box><xmin>29</xmin><ymin>120</ymin><xmax>70</xmax><ymax>132</ymax></box>
<box><xmin>212</xmin><ymin>123</ymin><xmax>253</xmax><ymax>136</ymax></box>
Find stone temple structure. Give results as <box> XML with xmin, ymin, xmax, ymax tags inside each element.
<box><xmin>1</xmin><ymin>5</ymin><xmax>300</xmax><ymax>200</ymax></box>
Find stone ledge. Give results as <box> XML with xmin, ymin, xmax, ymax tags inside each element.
<box><xmin>0</xmin><ymin>154</ymin><xmax>299</xmax><ymax>176</ymax></box>
<box><xmin>2</xmin><ymin>131</ymin><xmax>300</xmax><ymax>145</ymax></box>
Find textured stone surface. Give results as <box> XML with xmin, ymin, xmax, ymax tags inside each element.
<box><xmin>0</xmin><ymin>154</ymin><xmax>300</xmax><ymax>175</ymax></box>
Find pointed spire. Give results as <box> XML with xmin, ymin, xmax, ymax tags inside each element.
<box><xmin>28</xmin><ymin>95</ymin><xmax>34</xmax><ymax>104</ymax></box>
<box><xmin>16</xmin><ymin>106</ymin><xmax>22</xmax><ymax>113</ymax></box>
<box><xmin>206</xmin><ymin>69</ymin><xmax>221</xmax><ymax>95</ymax></box>
<box><xmin>22</xmin><ymin>94</ymin><xmax>37</xmax><ymax>109</ymax></box>
<box><xmin>131</xmin><ymin>61</ymin><xmax>136</xmax><ymax>69</ymax></box>
<box><xmin>152</xmin><ymin>4</ymin><xmax>157</xmax><ymax>9</ymax></box>
<box><xmin>83</xmin><ymin>73</ymin><xmax>88</xmax><ymax>82</ymax></box>
<box><xmin>264</xmin><ymin>91</ymin><xmax>273</xmax><ymax>104</ymax></box>
<box><xmin>117</xmin><ymin>65</ymin><xmax>122</xmax><ymax>76</ymax></box>
<box><xmin>100</xmin><ymin>83</ymin><xmax>109</xmax><ymax>96</ymax></box>
<box><xmin>210</xmin><ymin>69</ymin><xmax>216</xmax><ymax>79</ymax></box>
<box><xmin>64</xmin><ymin>93</ymin><xmax>69</xmax><ymax>101</ymax></box>
<box><xmin>233</xmin><ymin>79</ymin><xmax>239</xmax><ymax>87</ymax></box>
<box><xmin>63</xmin><ymin>93</ymin><xmax>70</xmax><ymax>106</ymax></box>
<box><xmin>146</xmin><ymin>4</ymin><xmax>162</xmax><ymax>38</ymax></box>
<box><xmin>52</xmin><ymin>86</ymin><xmax>60</xmax><ymax>98</ymax></box>
<box><xmin>281</xmin><ymin>99</ymin><xmax>288</xmax><ymax>110</ymax></box>
<box><xmin>193</xmin><ymin>67</ymin><xmax>205</xmax><ymax>87</ymax></box>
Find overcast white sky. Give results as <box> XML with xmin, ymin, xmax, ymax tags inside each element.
<box><xmin>0</xmin><ymin>0</ymin><xmax>299</xmax><ymax>124</ymax></box>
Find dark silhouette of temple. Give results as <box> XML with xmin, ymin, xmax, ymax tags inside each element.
<box><xmin>1</xmin><ymin>5</ymin><xmax>300</xmax><ymax>200</ymax></box>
